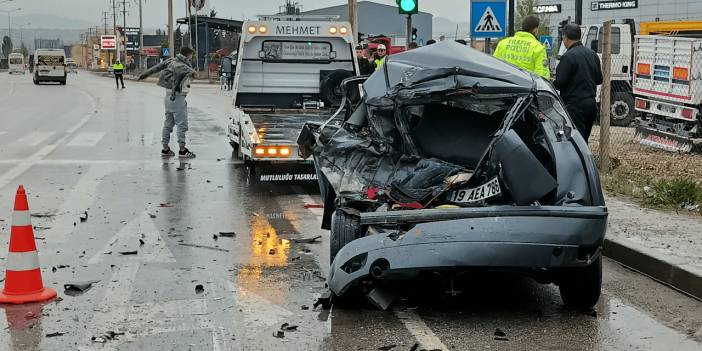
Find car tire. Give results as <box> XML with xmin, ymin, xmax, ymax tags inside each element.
<box><xmin>320</xmin><ymin>70</ymin><xmax>354</xmax><ymax>107</ymax></box>
<box><xmin>33</xmin><ymin>77</ymin><xmax>39</xmax><ymax>85</ymax></box>
<box><xmin>558</xmin><ymin>256</ymin><xmax>602</xmax><ymax>310</ymax></box>
<box><xmin>610</xmin><ymin>92</ymin><xmax>635</xmax><ymax>127</ymax></box>
<box><xmin>60</xmin><ymin>80</ymin><xmax>66</xmax><ymax>85</ymax></box>
<box><xmin>330</xmin><ymin>209</ymin><xmax>363</xmax><ymax>264</ymax></box>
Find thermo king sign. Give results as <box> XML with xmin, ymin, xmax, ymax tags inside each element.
<box><xmin>591</xmin><ymin>0</ymin><xmax>638</xmax><ymax>11</ymax></box>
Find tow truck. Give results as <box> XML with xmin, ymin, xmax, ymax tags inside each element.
<box><xmin>227</xmin><ymin>14</ymin><xmax>359</xmax><ymax>182</ymax></box>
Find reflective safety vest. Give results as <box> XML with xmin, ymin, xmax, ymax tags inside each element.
<box><xmin>374</xmin><ymin>56</ymin><xmax>386</xmax><ymax>71</ymax></box>
<box><xmin>493</xmin><ymin>31</ymin><xmax>550</xmax><ymax>79</ymax></box>
<box><xmin>112</xmin><ymin>63</ymin><xmax>124</xmax><ymax>74</ymax></box>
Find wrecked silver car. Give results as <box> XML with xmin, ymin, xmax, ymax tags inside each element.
<box><xmin>298</xmin><ymin>42</ymin><xmax>608</xmax><ymax>309</ymax></box>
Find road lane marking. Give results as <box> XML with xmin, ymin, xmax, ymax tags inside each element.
<box><xmin>0</xmin><ymin>89</ymin><xmax>98</xmax><ymax>191</ymax></box>
<box><xmin>67</xmin><ymin>131</ymin><xmax>106</xmax><ymax>147</ymax></box>
<box><xmin>43</xmin><ymin>165</ymin><xmax>115</xmax><ymax>243</ymax></box>
<box><xmin>88</xmin><ymin>211</ymin><xmax>176</xmax><ymax>264</ymax></box>
<box><xmin>80</xmin><ymin>261</ymin><xmax>140</xmax><ymax>351</ymax></box>
<box><xmin>14</xmin><ymin>131</ymin><xmax>56</xmax><ymax>147</ymax></box>
<box><xmin>394</xmin><ymin>309</ymin><xmax>449</xmax><ymax>351</ymax></box>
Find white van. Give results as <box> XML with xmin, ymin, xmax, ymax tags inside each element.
<box><xmin>33</xmin><ymin>49</ymin><xmax>67</xmax><ymax>85</ymax></box>
<box><xmin>8</xmin><ymin>53</ymin><xmax>25</xmax><ymax>74</ymax></box>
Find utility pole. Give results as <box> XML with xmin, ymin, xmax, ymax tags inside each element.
<box><xmin>112</xmin><ymin>0</ymin><xmax>119</xmax><ymax>62</ymax></box>
<box><xmin>139</xmin><ymin>0</ymin><xmax>144</xmax><ymax>69</ymax></box>
<box><xmin>120</xmin><ymin>0</ymin><xmax>127</xmax><ymax>67</ymax></box>
<box><xmin>168</xmin><ymin>0</ymin><xmax>174</xmax><ymax>58</ymax></box>
<box><xmin>575</xmin><ymin>0</ymin><xmax>583</xmax><ymax>24</ymax></box>
<box><xmin>348</xmin><ymin>0</ymin><xmax>358</xmax><ymax>44</ymax></box>
<box><xmin>406</xmin><ymin>14</ymin><xmax>412</xmax><ymax>50</ymax></box>
<box><xmin>103</xmin><ymin>11</ymin><xmax>109</xmax><ymax>37</ymax></box>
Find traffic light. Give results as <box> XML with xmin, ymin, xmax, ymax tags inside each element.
<box><xmin>397</xmin><ymin>0</ymin><xmax>418</xmax><ymax>15</ymax></box>
<box><xmin>411</xmin><ymin>28</ymin><xmax>417</xmax><ymax>41</ymax></box>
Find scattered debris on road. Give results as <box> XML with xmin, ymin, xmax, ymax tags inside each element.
<box><xmin>301</xmin><ymin>305</ymin><xmax>309</xmax><ymax>310</ymax></box>
<box><xmin>292</xmin><ymin>235</ymin><xmax>322</xmax><ymax>244</ymax></box>
<box><xmin>213</xmin><ymin>234</ymin><xmax>218</xmax><ymax>240</ymax></box>
<box><xmin>64</xmin><ymin>280</ymin><xmax>100</xmax><ymax>296</ymax></box>
<box><xmin>494</xmin><ymin>328</ymin><xmax>509</xmax><ymax>341</ymax></box>
<box><xmin>313</xmin><ymin>290</ymin><xmax>332</xmax><ymax>309</ymax></box>
<box><xmin>409</xmin><ymin>344</ymin><xmax>419</xmax><ymax>351</ymax></box>
<box><xmin>139</xmin><ymin>239</ymin><xmax>145</xmax><ymax>246</ymax></box>
<box><xmin>79</xmin><ymin>211</ymin><xmax>88</xmax><ymax>222</ymax></box>
<box><xmin>195</xmin><ymin>284</ymin><xmax>205</xmax><ymax>294</ymax></box>
<box><xmin>46</xmin><ymin>332</ymin><xmax>66</xmax><ymax>337</ymax></box>
<box><xmin>273</xmin><ymin>330</ymin><xmax>285</xmax><ymax>338</ymax></box>
<box><xmin>119</xmin><ymin>251</ymin><xmax>138</xmax><ymax>255</ymax></box>
<box><xmin>159</xmin><ymin>203</ymin><xmax>173</xmax><ymax>207</ymax></box>
<box><xmin>378</xmin><ymin>345</ymin><xmax>396</xmax><ymax>351</ymax></box>
<box><xmin>303</xmin><ymin>203</ymin><xmax>324</xmax><ymax>209</ymax></box>
<box><xmin>366</xmin><ymin>286</ymin><xmax>397</xmax><ymax>311</ymax></box>
<box><xmin>218</xmin><ymin>231</ymin><xmax>236</xmax><ymax>237</ymax></box>
<box><xmin>179</xmin><ymin>243</ymin><xmax>229</xmax><ymax>252</ymax></box>
<box><xmin>280</xmin><ymin>323</ymin><xmax>298</xmax><ymax>331</ymax></box>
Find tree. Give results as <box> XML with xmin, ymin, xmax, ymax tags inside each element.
<box><xmin>1</xmin><ymin>36</ymin><xmax>13</xmax><ymax>59</ymax></box>
<box><xmin>209</xmin><ymin>8</ymin><xmax>217</xmax><ymax>18</ymax></box>
<box><xmin>515</xmin><ymin>0</ymin><xmax>551</xmax><ymax>36</ymax></box>
<box><xmin>155</xmin><ymin>28</ymin><xmax>163</xmax><ymax>36</ymax></box>
<box><xmin>20</xmin><ymin>42</ymin><xmax>28</xmax><ymax>58</ymax></box>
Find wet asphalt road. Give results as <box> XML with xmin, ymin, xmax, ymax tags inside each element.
<box><xmin>0</xmin><ymin>71</ymin><xmax>700</xmax><ymax>351</ymax></box>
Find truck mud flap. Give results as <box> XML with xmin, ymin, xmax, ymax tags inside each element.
<box><xmin>254</xmin><ymin>163</ymin><xmax>318</xmax><ymax>183</ymax></box>
<box><xmin>634</xmin><ymin>125</ymin><xmax>700</xmax><ymax>153</ymax></box>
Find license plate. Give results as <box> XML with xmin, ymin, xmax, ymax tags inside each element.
<box><xmin>657</xmin><ymin>104</ymin><xmax>676</xmax><ymax>114</ymax></box>
<box><xmin>450</xmin><ymin>177</ymin><xmax>501</xmax><ymax>203</ymax></box>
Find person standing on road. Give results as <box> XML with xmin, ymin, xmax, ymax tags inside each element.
<box><xmin>493</xmin><ymin>15</ymin><xmax>550</xmax><ymax>79</ymax></box>
<box><xmin>372</xmin><ymin>44</ymin><xmax>388</xmax><ymax>71</ymax></box>
<box><xmin>137</xmin><ymin>47</ymin><xmax>197</xmax><ymax>158</ymax></box>
<box><xmin>554</xmin><ymin>24</ymin><xmax>603</xmax><ymax>142</ymax></box>
<box><xmin>112</xmin><ymin>60</ymin><xmax>125</xmax><ymax>89</ymax></box>
<box><xmin>355</xmin><ymin>46</ymin><xmax>373</xmax><ymax>75</ymax></box>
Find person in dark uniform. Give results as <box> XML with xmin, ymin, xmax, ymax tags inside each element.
<box><xmin>355</xmin><ymin>45</ymin><xmax>373</xmax><ymax>75</ymax></box>
<box><xmin>554</xmin><ymin>24</ymin><xmax>603</xmax><ymax>142</ymax></box>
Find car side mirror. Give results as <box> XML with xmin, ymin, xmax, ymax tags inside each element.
<box><xmin>590</xmin><ymin>39</ymin><xmax>599</xmax><ymax>52</ymax></box>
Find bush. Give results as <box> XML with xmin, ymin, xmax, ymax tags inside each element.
<box><xmin>643</xmin><ymin>177</ymin><xmax>702</xmax><ymax>208</ymax></box>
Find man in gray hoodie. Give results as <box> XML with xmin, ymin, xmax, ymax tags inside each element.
<box><xmin>138</xmin><ymin>47</ymin><xmax>197</xmax><ymax>158</ymax></box>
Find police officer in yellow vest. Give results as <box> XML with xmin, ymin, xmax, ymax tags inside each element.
<box><xmin>493</xmin><ymin>15</ymin><xmax>550</xmax><ymax>79</ymax></box>
<box><xmin>113</xmin><ymin>60</ymin><xmax>125</xmax><ymax>89</ymax></box>
<box><xmin>372</xmin><ymin>44</ymin><xmax>388</xmax><ymax>71</ymax></box>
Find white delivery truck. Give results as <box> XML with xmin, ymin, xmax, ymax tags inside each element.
<box><xmin>633</xmin><ymin>35</ymin><xmax>702</xmax><ymax>152</ymax></box>
<box><xmin>557</xmin><ymin>20</ymin><xmax>636</xmax><ymax>126</ymax></box>
<box><xmin>8</xmin><ymin>53</ymin><xmax>25</xmax><ymax>74</ymax></box>
<box><xmin>227</xmin><ymin>14</ymin><xmax>359</xmax><ymax>182</ymax></box>
<box><xmin>33</xmin><ymin>48</ymin><xmax>67</xmax><ymax>85</ymax></box>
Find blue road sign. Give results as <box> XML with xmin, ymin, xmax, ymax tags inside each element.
<box><xmin>162</xmin><ymin>48</ymin><xmax>171</xmax><ymax>57</ymax></box>
<box><xmin>540</xmin><ymin>35</ymin><xmax>554</xmax><ymax>53</ymax></box>
<box><xmin>471</xmin><ymin>0</ymin><xmax>506</xmax><ymax>39</ymax></box>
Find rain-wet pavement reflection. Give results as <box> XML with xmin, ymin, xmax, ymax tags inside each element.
<box><xmin>0</xmin><ymin>72</ymin><xmax>699</xmax><ymax>350</ymax></box>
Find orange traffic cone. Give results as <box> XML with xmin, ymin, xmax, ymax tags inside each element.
<box><xmin>0</xmin><ymin>185</ymin><xmax>56</xmax><ymax>304</ymax></box>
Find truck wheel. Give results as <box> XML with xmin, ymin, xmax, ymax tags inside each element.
<box><xmin>558</xmin><ymin>256</ymin><xmax>602</xmax><ymax>310</ymax></box>
<box><xmin>320</xmin><ymin>70</ymin><xmax>354</xmax><ymax>107</ymax></box>
<box><xmin>330</xmin><ymin>210</ymin><xmax>363</xmax><ymax>264</ymax></box>
<box><xmin>610</xmin><ymin>92</ymin><xmax>635</xmax><ymax>127</ymax></box>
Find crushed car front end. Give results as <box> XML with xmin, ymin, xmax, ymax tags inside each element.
<box><xmin>298</xmin><ymin>41</ymin><xmax>608</xmax><ymax>309</ymax></box>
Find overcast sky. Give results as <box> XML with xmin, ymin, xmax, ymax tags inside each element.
<box><xmin>6</xmin><ymin>0</ymin><xmax>471</xmax><ymax>28</ymax></box>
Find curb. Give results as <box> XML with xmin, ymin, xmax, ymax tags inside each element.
<box><xmin>603</xmin><ymin>237</ymin><xmax>702</xmax><ymax>301</ymax></box>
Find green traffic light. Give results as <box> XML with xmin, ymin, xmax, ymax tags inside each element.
<box><xmin>397</xmin><ymin>0</ymin><xmax>418</xmax><ymax>14</ymax></box>
<box><xmin>400</xmin><ymin>0</ymin><xmax>416</xmax><ymax>12</ymax></box>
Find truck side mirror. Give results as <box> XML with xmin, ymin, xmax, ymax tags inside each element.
<box><xmin>329</xmin><ymin>51</ymin><xmax>337</xmax><ymax>59</ymax></box>
<box><xmin>591</xmin><ymin>39</ymin><xmax>599</xmax><ymax>52</ymax></box>
<box><xmin>258</xmin><ymin>50</ymin><xmax>266</xmax><ymax>59</ymax></box>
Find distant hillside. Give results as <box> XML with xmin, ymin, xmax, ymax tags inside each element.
<box><xmin>433</xmin><ymin>17</ymin><xmax>470</xmax><ymax>40</ymax></box>
<box><xmin>0</xmin><ymin>14</ymin><xmax>96</xmax><ymax>31</ymax></box>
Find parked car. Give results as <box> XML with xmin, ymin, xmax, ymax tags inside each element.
<box><xmin>298</xmin><ymin>41</ymin><xmax>608</xmax><ymax>309</ymax></box>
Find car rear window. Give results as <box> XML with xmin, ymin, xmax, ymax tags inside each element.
<box><xmin>37</xmin><ymin>55</ymin><xmax>64</xmax><ymax>65</ymax></box>
<box><xmin>9</xmin><ymin>58</ymin><xmax>22</xmax><ymax>64</ymax></box>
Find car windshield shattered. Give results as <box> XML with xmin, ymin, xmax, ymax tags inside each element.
<box><xmin>298</xmin><ymin>41</ymin><xmax>607</xmax><ymax>311</ymax></box>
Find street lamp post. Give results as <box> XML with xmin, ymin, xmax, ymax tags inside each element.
<box><xmin>18</xmin><ymin>22</ymin><xmax>29</xmax><ymax>45</ymax></box>
<box><xmin>1</xmin><ymin>7</ymin><xmax>21</xmax><ymax>42</ymax></box>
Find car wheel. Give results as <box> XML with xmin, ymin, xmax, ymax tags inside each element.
<box><xmin>610</xmin><ymin>92</ymin><xmax>635</xmax><ymax>127</ymax></box>
<box><xmin>330</xmin><ymin>209</ymin><xmax>363</xmax><ymax>264</ymax></box>
<box><xmin>558</xmin><ymin>256</ymin><xmax>602</xmax><ymax>310</ymax></box>
<box><xmin>33</xmin><ymin>77</ymin><xmax>39</xmax><ymax>85</ymax></box>
<box><xmin>60</xmin><ymin>80</ymin><xmax>66</xmax><ymax>85</ymax></box>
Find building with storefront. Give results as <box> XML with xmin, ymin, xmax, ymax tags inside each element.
<box><xmin>303</xmin><ymin>1</ymin><xmax>433</xmax><ymax>46</ymax></box>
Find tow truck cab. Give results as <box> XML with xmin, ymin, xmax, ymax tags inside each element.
<box><xmin>227</xmin><ymin>15</ymin><xmax>358</xmax><ymax>174</ymax></box>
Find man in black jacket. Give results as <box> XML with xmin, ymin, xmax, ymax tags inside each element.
<box><xmin>554</xmin><ymin>24</ymin><xmax>603</xmax><ymax>142</ymax></box>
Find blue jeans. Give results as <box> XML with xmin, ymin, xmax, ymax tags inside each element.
<box><xmin>162</xmin><ymin>94</ymin><xmax>188</xmax><ymax>146</ymax></box>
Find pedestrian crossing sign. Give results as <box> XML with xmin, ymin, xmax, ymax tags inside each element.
<box><xmin>540</xmin><ymin>35</ymin><xmax>554</xmax><ymax>53</ymax></box>
<box><xmin>471</xmin><ymin>0</ymin><xmax>506</xmax><ymax>38</ymax></box>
